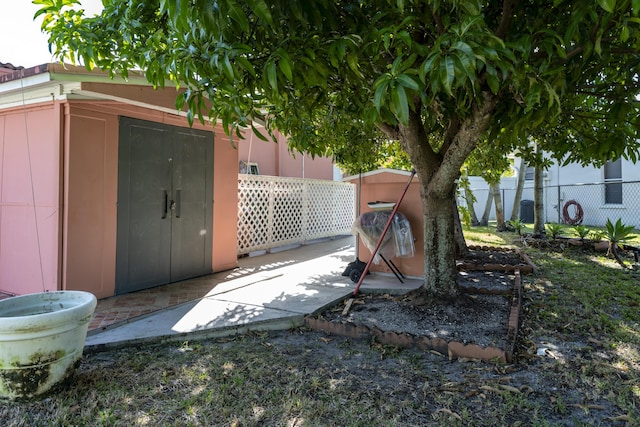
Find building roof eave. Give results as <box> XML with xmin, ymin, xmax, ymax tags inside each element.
<box><xmin>0</xmin><ymin>63</ymin><xmax>185</xmax><ymax>116</ymax></box>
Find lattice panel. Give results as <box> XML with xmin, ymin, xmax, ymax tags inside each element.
<box><xmin>237</xmin><ymin>175</ymin><xmax>356</xmax><ymax>255</ymax></box>
<box><xmin>237</xmin><ymin>177</ymin><xmax>272</xmax><ymax>253</ymax></box>
<box><xmin>306</xmin><ymin>180</ymin><xmax>357</xmax><ymax>239</ymax></box>
<box><xmin>271</xmin><ymin>180</ymin><xmax>304</xmax><ymax>246</ymax></box>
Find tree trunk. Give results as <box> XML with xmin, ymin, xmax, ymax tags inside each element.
<box><xmin>464</xmin><ymin>187</ymin><xmax>479</xmax><ymax>226</ymax></box>
<box><xmin>533</xmin><ymin>166</ymin><xmax>546</xmax><ymax>237</ymax></box>
<box><xmin>459</xmin><ymin>170</ymin><xmax>479</xmax><ymax>226</ymax></box>
<box><xmin>510</xmin><ymin>158</ymin><xmax>527</xmax><ymax>222</ymax></box>
<box><xmin>491</xmin><ymin>182</ymin><xmax>506</xmax><ymax>231</ymax></box>
<box><xmin>479</xmin><ymin>190</ymin><xmax>493</xmax><ymax>226</ymax></box>
<box><xmin>418</xmin><ymin>190</ymin><xmax>460</xmax><ymax>300</ymax></box>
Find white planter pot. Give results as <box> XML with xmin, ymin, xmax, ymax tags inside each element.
<box><xmin>0</xmin><ymin>291</ymin><xmax>97</xmax><ymax>400</ymax></box>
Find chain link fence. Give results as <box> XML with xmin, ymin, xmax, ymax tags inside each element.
<box><xmin>537</xmin><ymin>181</ymin><xmax>640</xmax><ymax>228</ymax></box>
<box><xmin>464</xmin><ymin>181</ymin><xmax>640</xmax><ymax>229</ymax></box>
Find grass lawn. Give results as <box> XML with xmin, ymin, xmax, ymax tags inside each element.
<box><xmin>0</xmin><ymin>225</ymin><xmax>638</xmax><ymax>426</ymax></box>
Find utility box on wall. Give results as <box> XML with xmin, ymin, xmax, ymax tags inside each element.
<box><xmin>344</xmin><ymin>169</ymin><xmax>424</xmax><ymax>278</ymax></box>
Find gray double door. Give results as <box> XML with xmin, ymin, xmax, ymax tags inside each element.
<box><xmin>116</xmin><ymin>117</ymin><xmax>213</xmax><ymax>294</ymax></box>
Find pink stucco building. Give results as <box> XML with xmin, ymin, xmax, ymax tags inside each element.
<box><xmin>0</xmin><ymin>63</ymin><xmax>335</xmax><ymax>299</ymax></box>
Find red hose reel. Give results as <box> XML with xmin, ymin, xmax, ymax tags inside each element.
<box><xmin>562</xmin><ymin>200</ymin><xmax>584</xmax><ymax>225</ymax></box>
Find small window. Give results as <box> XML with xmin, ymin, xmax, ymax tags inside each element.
<box><xmin>524</xmin><ymin>166</ymin><xmax>535</xmax><ymax>181</ymax></box>
<box><xmin>604</xmin><ymin>159</ymin><xmax>622</xmax><ymax>204</ymax></box>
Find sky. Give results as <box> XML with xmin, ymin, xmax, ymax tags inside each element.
<box><xmin>0</xmin><ymin>0</ymin><xmax>104</xmax><ymax>68</ymax></box>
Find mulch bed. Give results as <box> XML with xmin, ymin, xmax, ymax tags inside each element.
<box><xmin>307</xmin><ymin>245</ymin><xmax>531</xmax><ymax>362</ymax></box>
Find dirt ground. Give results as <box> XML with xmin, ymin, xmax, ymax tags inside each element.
<box><xmin>321</xmin><ymin>271</ymin><xmax>513</xmax><ymax>349</ymax></box>
<box><xmin>320</xmin><ymin>247</ymin><xmax>522</xmax><ymax>350</ymax></box>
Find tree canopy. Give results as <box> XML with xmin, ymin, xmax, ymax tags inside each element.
<box><xmin>37</xmin><ymin>0</ymin><xmax>640</xmax><ymax>299</ymax></box>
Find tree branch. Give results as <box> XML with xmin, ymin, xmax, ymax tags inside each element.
<box><xmin>440</xmin><ymin>114</ymin><xmax>461</xmax><ymax>155</ymax></box>
<box><xmin>429</xmin><ymin>5</ymin><xmax>445</xmax><ymax>34</ymax></box>
<box><xmin>395</xmin><ymin>108</ymin><xmax>438</xmax><ymax>181</ymax></box>
<box><xmin>430</xmin><ymin>92</ymin><xmax>500</xmax><ymax>197</ymax></box>
<box><xmin>377</xmin><ymin>122</ymin><xmax>400</xmax><ymax>141</ymax></box>
<box><xmin>495</xmin><ymin>0</ymin><xmax>521</xmax><ymax>40</ymax></box>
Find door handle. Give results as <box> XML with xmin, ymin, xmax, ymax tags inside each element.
<box><xmin>162</xmin><ymin>190</ymin><xmax>168</xmax><ymax>219</ymax></box>
<box><xmin>174</xmin><ymin>189</ymin><xmax>181</xmax><ymax>218</ymax></box>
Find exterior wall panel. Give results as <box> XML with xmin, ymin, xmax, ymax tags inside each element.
<box><xmin>0</xmin><ymin>105</ymin><xmax>61</xmax><ymax>295</ymax></box>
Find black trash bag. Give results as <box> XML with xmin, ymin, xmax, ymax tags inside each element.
<box><xmin>341</xmin><ymin>258</ymin><xmax>367</xmax><ymax>276</ymax></box>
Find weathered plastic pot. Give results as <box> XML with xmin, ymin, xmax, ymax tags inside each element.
<box><xmin>0</xmin><ymin>291</ymin><xmax>97</xmax><ymax>400</ymax></box>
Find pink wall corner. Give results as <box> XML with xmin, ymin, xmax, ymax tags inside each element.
<box><xmin>275</xmin><ymin>130</ymin><xmax>335</xmax><ymax>179</ymax></box>
<box><xmin>0</xmin><ymin>105</ymin><xmax>61</xmax><ymax>295</ymax></box>
<box><xmin>212</xmin><ymin>124</ymin><xmax>240</xmax><ymax>272</ymax></box>
<box><xmin>62</xmin><ymin>104</ymin><xmax>118</xmax><ymax>299</ymax></box>
<box><xmin>346</xmin><ymin>171</ymin><xmax>424</xmax><ymax>277</ymax></box>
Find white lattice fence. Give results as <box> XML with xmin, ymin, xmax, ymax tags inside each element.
<box><xmin>237</xmin><ymin>175</ymin><xmax>356</xmax><ymax>255</ymax></box>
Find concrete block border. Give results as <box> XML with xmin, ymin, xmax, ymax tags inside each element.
<box><xmin>457</xmin><ymin>245</ymin><xmax>538</xmax><ymax>274</ymax></box>
<box><xmin>305</xmin><ymin>270</ymin><xmax>523</xmax><ymax>363</ymax></box>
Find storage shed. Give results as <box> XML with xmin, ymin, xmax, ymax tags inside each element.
<box><xmin>344</xmin><ymin>169</ymin><xmax>424</xmax><ymax>278</ymax></box>
<box><xmin>0</xmin><ymin>63</ymin><xmax>238</xmax><ymax>298</ymax></box>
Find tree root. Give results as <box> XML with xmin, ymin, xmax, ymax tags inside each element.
<box><xmin>607</xmin><ymin>243</ymin><xmax>630</xmax><ymax>269</ymax></box>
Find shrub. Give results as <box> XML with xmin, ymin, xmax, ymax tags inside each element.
<box><xmin>572</xmin><ymin>224</ymin><xmax>590</xmax><ymax>240</ymax></box>
<box><xmin>546</xmin><ymin>222</ymin><xmax>562</xmax><ymax>239</ymax></box>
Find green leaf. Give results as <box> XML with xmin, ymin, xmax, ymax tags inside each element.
<box><xmin>395</xmin><ymin>30</ymin><xmax>412</xmax><ymax>48</ymax></box>
<box><xmin>336</xmin><ymin>39</ymin><xmax>346</xmax><ymax>61</ymax></box>
<box><xmin>390</xmin><ymin>56</ymin><xmax>403</xmax><ymax>74</ymax></box>
<box><xmin>486</xmin><ymin>73</ymin><xmax>499</xmax><ymax>94</ymax></box>
<box><xmin>383</xmin><ymin>33</ymin><xmax>391</xmax><ymax>51</ymax></box>
<box><xmin>460</xmin><ymin>0</ymin><xmax>480</xmax><ymax>16</ymax></box>
<box><xmin>250</xmin><ymin>0</ymin><xmax>273</xmax><ymax>25</ymax></box>
<box><xmin>605</xmin><ymin>218</ymin><xmax>635</xmax><ymax>243</ymax></box>
<box><xmin>175</xmin><ymin>92</ymin><xmax>186</xmax><ymax>111</ymax></box>
<box><xmin>346</xmin><ymin>53</ymin><xmax>360</xmax><ymax>77</ymax></box>
<box><xmin>251</xmin><ymin>123</ymin><xmax>270</xmax><ymax>141</ymax></box>
<box><xmin>236</xmin><ymin>56</ymin><xmax>256</xmax><ymax>77</ymax></box>
<box><xmin>223</xmin><ymin>55</ymin><xmax>235</xmax><ymax>80</ymax></box>
<box><xmin>396</xmin><ymin>73</ymin><xmax>420</xmax><ymax>91</ymax></box>
<box><xmin>439</xmin><ymin>56</ymin><xmax>455</xmax><ymax>96</ymax></box>
<box><xmin>451</xmin><ymin>51</ymin><xmax>476</xmax><ymax>87</ymax></box>
<box><xmin>266</xmin><ymin>61</ymin><xmax>277</xmax><ymax>90</ymax></box>
<box><xmin>420</xmin><ymin>54</ymin><xmax>439</xmax><ymax>83</ymax></box>
<box><xmin>595</xmin><ymin>29</ymin><xmax>604</xmax><ymax>56</ymax></box>
<box><xmin>391</xmin><ymin>84</ymin><xmax>409</xmax><ymax>124</ymax></box>
<box><xmin>620</xmin><ymin>25</ymin><xmax>630</xmax><ymax>42</ymax></box>
<box><xmin>452</xmin><ymin>41</ymin><xmax>475</xmax><ymax>59</ymax></box>
<box><xmin>227</xmin><ymin>2</ymin><xmax>250</xmax><ymax>32</ymax></box>
<box><xmin>525</xmin><ymin>79</ymin><xmax>541</xmax><ymax>112</ymax></box>
<box><xmin>276</xmin><ymin>49</ymin><xmax>293</xmax><ymax>82</ymax></box>
<box><xmin>597</xmin><ymin>0</ymin><xmax>616</xmax><ymax>12</ymax></box>
<box><xmin>373</xmin><ymin>76</ymin><xmax>390</xmax><ymax>111</ymax></box>
<box><xmin>186</xmin><ymin>108</ymin><xmax>194</xmax><ymax>127</ymax></box>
